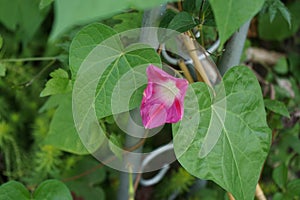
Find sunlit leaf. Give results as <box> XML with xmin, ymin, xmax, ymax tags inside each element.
<box><xmin>173</xmin><ymin>66</ymin><xmax>271</xmax><ymax>200</ymax></box>
<box><xmin>40</xmin><ymin>68</ymin><xmax>71</xmax><ymax>97</ymax></box>
<box><xmin>44</xmin><ymin>93</ymin><xmax>90</xmax><ymax>154</ymax></box>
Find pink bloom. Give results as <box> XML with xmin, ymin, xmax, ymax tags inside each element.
<box><xmin>140</xmin><ymin>65</ymin><xmax>189</xmax><ymax>129</ymax></box>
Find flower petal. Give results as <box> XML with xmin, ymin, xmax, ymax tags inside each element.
<box><xmin>141</xmin><ymin>103</ymin><xmax>167</xmax><ymax>129</ymax></box>
<box><xmin>140</xmin><ymin>65</ymin><xmax>189</xmax><ymax>129</ymax></box>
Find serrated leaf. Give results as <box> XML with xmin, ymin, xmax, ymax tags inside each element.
<box><xmin>113</xmin><ymin>11</ymin><xmax>143</xmax><ymax>33</ymax></box>
<box><xmin>158</xmin><ymin>11</ymin><xmax>198</xmax><ymax>43</ymax></box>
<box><xmin>209</xmin><ymin>0</ymin><xmax>264</xmax><ymax>46</ymax></box>
<box><xmin>0</xmin><ymin>63</ymin><xmax>6</xmax><ymax>77</ymax></box>
<box><xmin>69</xmin><ymin>23</ymin><xmax>118</xmax><ymax>79</ymax></box>
<box><xmin>264</xmin><ymin>99</ymin><xmax>290</xmax><ymax>118</ymax></box>
<box><xmin>262</xmin><ymin>0</ymin><xmax>291</xmax><ymax>27</ymax></box>
<box><xmin>50</xmin><ymin>0</ymin><xmax>177</xmax><ymax>40</ymax></box>
<box><xmin>258</xmin><ymin>0</ymin><xmax>300</xmax><ymax>41</ymax></box>
<box><xmin>173</xmin><ymin>66</ymin><xmax>271</xmax><ymax>200</ymax></box>
<box><xmin>168</xmin><ymin>11</ymin><xmax>198</xmax><ymax>33</ymax></box>
<box><xmin>277</xmin><ymin>2</ymin><xmax>291</xmax><ymax>28</ymax></box>
<box><xmin>45</xmin><ymin>93</ymin><xmax>96</xmax><ymax>154</ymax></box>
<box><xmin>272</xmin><ymin>164</ymin><xmax>288</xmax><ymax>189</ymax></box>
<box><xmin>33</xmin><ymin>180</ymin><xmax>72</xmax><ymax>200</ymax></box>
<box><xmin>40</xmin><ymin>68</ymin><xmax>71</xmax><ymax>97</ymax></box>
<box><xmin>0</xmin><ymin>181</ymin><xmax>30</xmax><ymax>200</ymax></box>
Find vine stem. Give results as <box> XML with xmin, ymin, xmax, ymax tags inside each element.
<box><xmin>61</xmin><ymin>134</ymin><xmax>147</xmax><ymax>182</ymax></box>
<box><xmin>0</xmin><ymin>57</ymin><xmax>57</xmax><ymax>62</ymax></box>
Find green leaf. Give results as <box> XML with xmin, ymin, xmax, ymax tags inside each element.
<box><xmin>273</xmin><ymin>193</ymin><xmax>284</xmax><ymax>200</ymax></box>
<box><xmin>209</xmin><ymin>0</ymin><xmax>264</xmax><ymax>46</ymax></box>
<box><xmin>62</xmin><ymin>156</ymin><xmax>106</xmax><ymax>199</ymax></box>
<box><xmin>264</xmin><ymin>99</ymin><xmax>290</xmax><ymax>118</ymax></box>
<box><xmin>173</xmin><ymin>66</ymin><xmax>271</xmax><ymax>200</ymax></box>
<box><xmin>168</xmin><ymin>11</ymin><xmax>198</xmax><ymax>33</ymax></box>
<box><xmin>277</xmin><ymin>2</ymin><xmax>291</xmax><ymax>28</ymax></box>
<box><xmin>196</xmin><ymin>0</ymin><xmax>216</xmax><ymax>26</ymax></box>
<box><xmin>0</xmin><ymin>0</ymin><xmax>50</xmax><ymax>42</ymax></box>
<box><xmin>66</xmin><ymin>182</ymin><xmax>105</xmax><ymax>200</ymax></box>
<box><xmin>262</xmin><ymin>0</ymin><xmax>291</xmax><ymax>27</ymax></box>
<box><xmin>0</xmin><ymin>63</ymin><xmax>6</xmax><ymax>77</ymax></box>
<box><xmin>33</xmin><ymin>180</ymin><xmax>72</xmax><ymax>200</ymax></box>
<box><xmin>158</xmin><ymin>11</ymin><xmax>198</xmax><ymax>42</ymax></box>
<box><xmin>272</xmin><ymin>164</ymin><xmax>288</xmax><ymax>189</ymax></box>
<box><xmin>40</xmin><ymin>68</ymin><xmax>71</xmax><ymax>97</ymax></box>
<box><xmin>159</xmin><ymin>9</ymin><xmax>177</xmax><ymax>28</ymax></box>
<box><xmin>0</xmin><ymin>181</ymin><xmax>30</xmax><ymax>200</ymax></box>
<box><xmin>112</xmin><ymin>11</ymin><xmax>143</xmax><ymax>33</ymax></box>
<box><xmin>274</xmin><ymin>57</ymin><xmax>288</xmax><ymax>75</ymax></box>
<box><xmin>50</xmin><ymin>0</ymin><xmax>177</xmax><ymax>40</ymax></box>
<box><xmin>69</xmin><ymin>23</ymin><xmax>118</xmax><ymax>79</ymax></box>
<box><xmin>63</xmin><ymin>156</ymin><xmax>106</xmax><ymax>184</ymax></box>
<box><xmin>45</xmin><ymin>93</ymin><xmax>91</xmax><ymax>154</ymax></box>
<box><xmin>258</xmin><ymin>0</ymin><xmax>300</xmax><ymax>41</ymax></box>
<box><xmin>95</xmin><ymin>45</ymin><xmax>161</xmax><ymax>119</ymax></box>
<box><xmin>183</xmin><ymin>0</ymin><xmax>196</xmax><ymax>13</ymax></box>
<box><xmin>39</xmin><ymin>0</ymin><xmax>54</xmax><ymax>10</ymax></box>
<box><xmin>286</xmin><ymin>179</ymin><xmax>300</xmax><ymax>197</ymax></box>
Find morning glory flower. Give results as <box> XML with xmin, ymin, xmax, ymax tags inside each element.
<box><xmin>140</xmin><ymin>65</ymin><xmax>189</xmax><ymax>129</ymax></box>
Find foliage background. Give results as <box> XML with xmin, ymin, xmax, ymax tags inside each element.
<box><xmin>0</xmin><ymin>0</ymin><xmax>299</xmax><ymax>199</ymax></box>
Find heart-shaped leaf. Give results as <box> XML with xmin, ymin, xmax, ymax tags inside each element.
<box><xmin>69</xmin><ymin>23</ymin><xmax>118</xmax><ymax>79</ymax></box>
<box><xmin>0</xmin><ymin>180</ymin><xmax>72</xmax><ymax>200</ymax></box>
<box><xmin>0</xmin><ymin>181</ymin><xmax>30</xmax><ymax>200</ymax></box>
<box><xmin>33</xmin><ymin>180</ymin><xmax>72</xmax><ymax>200</ymax></box>
<box><xmin>173</xmin><ymin>66</ymin><xmax>271</xmax><ymax>200</ymax></box>
<box><xmin>209</xmin><ymin>0</ymin><xmax>264</xmax><ymax>46</ymax></box>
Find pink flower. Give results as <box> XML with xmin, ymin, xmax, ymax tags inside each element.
<box><xmin>140</xmin><ymin>65</ymin><xmax>189</xmax><ymax>129</ymax></box>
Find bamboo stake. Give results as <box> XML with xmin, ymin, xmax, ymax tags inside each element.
<box><xmin>178</xmin><ymin>59</ymin><xmax>194</xmax><ymax>83</ymax></box>
<box><xmin>180</xmin><ymin>34</ymin><xmax>212</xmax><ymax>88</ymax></box>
